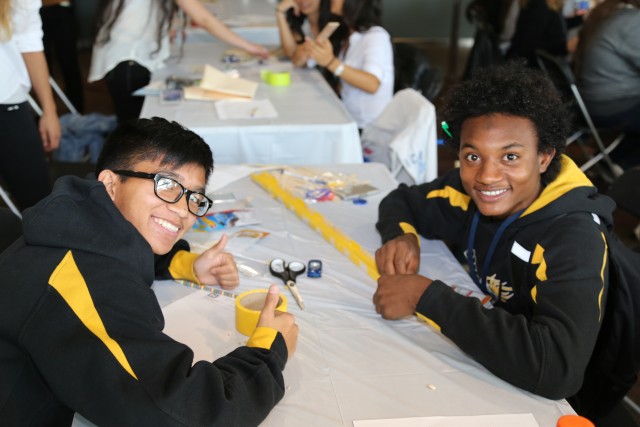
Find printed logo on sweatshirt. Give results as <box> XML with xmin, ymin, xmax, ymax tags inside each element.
<box><xmin>486</xmin><ymin>274</ymin><xmax>514</xmax><ymax>303</ymax></box>
<box><xmin>464</xmin><ymin>248</ymin><xmax>514</xmax><ymax>303</ymax></box>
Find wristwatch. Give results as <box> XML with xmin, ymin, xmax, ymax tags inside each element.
<box><xmin>333</xmin><ymin>62</ymin><xmax>345</xmax><ymax>77</ymax></box>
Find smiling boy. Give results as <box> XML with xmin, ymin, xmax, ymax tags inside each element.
<box><xmin>373</xmin><ymin>63</ymin><xmax>614</xmax><ymax>416</ymax></box>
<box><xmin>0</xmin><ymin>117</ymin><xmax>298</xmax><ymax>425</ymax></box>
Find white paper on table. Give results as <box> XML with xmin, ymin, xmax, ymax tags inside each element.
<box><xmin>207</xmin><ymin>167</ymin><xmax>258</xmax><ymax>191</ymax></box>
<box><xmin>200</xmin><ymin>64</ymin><xmax>258</xmax><ymax>98</ymax></box>
<box><xmin>215</xmin><ymin>99</ymin><xmax>278</xmax><ymax>120</ymax></box>
<box><xmin>162</xmin><ymin>290</ymin><xmax>238</xmax><ymax>363</ymax></box>
<box><xmin>206</xmin><ymin>165</ymin><xmax>281</xmax><ymax>192</ymax></box>
<box><xmin>352</xmin><ymin>413</ymin><xmax>539</xmax><ymax>427</ymax></box>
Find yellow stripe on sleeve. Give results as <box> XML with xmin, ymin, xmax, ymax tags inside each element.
<box><xmin>48</xmin><ymin>251</ymin><xmax>138</xmax><ymax>380</ymax></box>
<box><xmin>168</xmin><ymin>250</ymin><xmax>201</xmax><ymax>284</ymax></box>
<box><xmin>426</xmin><ymin>186</ymin><xmax>470</xmax><ymax>211</ymax></box>
<box><xmin>247</xmin><ymin>326</ymin><xmax>278</xmax><ymax>350</ymax></box>
<box><xmin>399</xmin><ymin>222</ymin><xmax>421</xmax><ymax>248</ymax></box>
<box><xmin>531</xmin><ymin>244</ymin><xmax>548</xmax><ymax>282</ymax></box>
<box><xmin>598</xmin><ymin>232</ymin><xmax>608</xmax><ymax>322</ymax></box>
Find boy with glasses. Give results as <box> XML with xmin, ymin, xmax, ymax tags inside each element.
<box><xmin>0</xmin><ymin>117</ymin><xmax>298</xmax><ymax>425</ymax></box>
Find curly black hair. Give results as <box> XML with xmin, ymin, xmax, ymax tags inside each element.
<box><xmin>440</xmin><ymin>61</ymin><xmax>569</xmax><ymax>185</ymax></box>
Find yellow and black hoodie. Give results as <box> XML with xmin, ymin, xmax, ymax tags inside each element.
<box><xmin>376</xmin><ymin>156</ymin><xmax>612</xmax><ymax>401</ymax></box>
<box><xmin>0</xmin><ymin>176</ymin><xmax>288</xmax><ymax>426</ymax></box>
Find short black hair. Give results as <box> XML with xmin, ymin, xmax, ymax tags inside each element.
<box><xmin>96</xmin><ymin>117</ymin><xmax>214</xmax><ymax>182</ymax></box>
<box><xmin>440</xmin><ymin>61</ymin><xmax>569</xmax><ymax>185</ymax></box>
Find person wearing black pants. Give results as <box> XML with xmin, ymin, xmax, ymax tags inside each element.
<box><xmin>40</xmin><ymin>0</ymin><xmax>84</xmax><ymax>113</ymax></box>
<box><xmin>103</xmin><ymin>60</ymin><xmax>150</xmax><ymax>124</ymax></box>
<box><xmin>89</xmin><ymin>0</ymin><xmax>269</xmax><ymax>124</ymax></box>
<box><xmin>0</xmin><ymin>103</ymin><xmax>52</xmax><ymax>210</ymax></box>
<box><xmin>1</xmin><ymin>0</ymin><xmax>60</xmax><ymax>211</ymax></box>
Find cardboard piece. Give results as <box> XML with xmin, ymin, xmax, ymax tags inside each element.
<box><xmin>184</xmin><ymin>65</ymin><xmax>258</xmax><ymax>101</ymax></box>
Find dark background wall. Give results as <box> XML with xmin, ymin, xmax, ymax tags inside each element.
<box><xmin>382</xmin><ymin>0</ymin><xmax>474</xmax><ymax>40</ymax></box>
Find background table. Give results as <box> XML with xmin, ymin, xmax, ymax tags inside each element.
<box><xmin>140</xmin><ymin>42</ymin><xmax>362</xmax><ymax>165</ymax></box>
<box><xmin>74</xmin><ymin>164</ymin><xmax>574</xmax><ymax>427</ymax></box>
<box><xmin>186</xmin><ymin>0</ymin><xmax>280</xmax><ymax>45</ymax></box>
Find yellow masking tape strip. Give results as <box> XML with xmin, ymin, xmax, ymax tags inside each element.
<box><xmin>235</xmin><ymin>289</ymin><xmax>287</xmax><ymax>336</ymax></box>
<box><xmin>252</xmin><ymin>171</ymin><xmax>444</xmax><ymax>333</ymax></box>
<box><xmin>251</xmin><ymin>172</ymin><xmax>440</xmax><ymax>331</ymax></box>
<box><xmin>251</xmin><ymin>171</ymin><xmax>380</xmax><ymax>281</ymax></box>
<box><xmin>416</xmin><ymin>313</ymin><xmax>441</xmax><ymax>332</ymax></box>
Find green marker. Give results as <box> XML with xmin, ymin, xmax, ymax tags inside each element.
<box><xmin>441</xmin><ymin>121</ymin><xmax>452</xmax><ymax>138</ymax></box>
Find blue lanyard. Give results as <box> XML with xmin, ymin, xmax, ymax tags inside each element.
<box><xmin>466</xmin><ymin>209</ymin><xmax>524</xmax><ymax>296</ymax></box>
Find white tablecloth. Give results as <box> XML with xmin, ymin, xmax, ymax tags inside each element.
<box><xmin>74</xmin><ymin>164</ymin><xmax>574</xmax><ymax>427</ymax></box>
<box><xmin>187</xmin><ymin>0</ymin><xmax>280</xmax><ymax>46</ymax></box>
<box><xmin>140</xmin><ymin>43</ymin><xmax>362</xmax><ymax>165</ymax></box>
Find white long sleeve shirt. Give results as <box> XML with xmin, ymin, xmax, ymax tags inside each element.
<box><xmin>0</xmin><ymin>0</ymin><xmax>43</xmax><ymax>104</ymax></box>
<box><xmin>340</xmin><ymin>26</ymin><xmax>394</xmax><ymax>129</ymax></box>
<box><xmin>89</xmin><ymin>0</ymin><xmax>169</xmax><ymax>82</ymax></box>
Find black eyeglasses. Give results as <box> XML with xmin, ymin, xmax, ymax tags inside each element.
<box><xmin>112</xmin><ymin>170</ymin><xmax>212</xmax><ymax>217</ymax></box>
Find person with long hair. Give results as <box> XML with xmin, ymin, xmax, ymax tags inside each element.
<box><xmin>0</xmin><ymin>0</ymin><xmax>60</xmax><ymax>210</ymax></box>
<box><xmin>276</xmin><ymin>0</ymin><xmax>342</xmax><ymax>67</ymax></box>
<box><xmin>574</xmin><ymin>0</ymin><xmax>640</xmax><ymax>140</ymax></box>
<box><xmin>307</xmin><ymin>0</ymin><xmax>393</xmax><ymax>130</ymax></box>
<box><xmin>89</xmin><ymin>0</ymin><xmax>270</xmax><ymax>123</ymax></box>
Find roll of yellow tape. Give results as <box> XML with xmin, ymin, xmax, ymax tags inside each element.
<box><xmin>235</xmin><ymin>289</ymin><xmax>288</xmax><ymax>336</ymax></box>
<box><xmin>260</xmin><ymin>69</ymin><xmax>291</xmax><ymax>86</ymax></box>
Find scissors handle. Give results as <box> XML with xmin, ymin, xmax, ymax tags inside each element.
<box><xmin>286</xmin><ymin>280</ymin><xmax>305</xmax><ymax>310</ymax></box>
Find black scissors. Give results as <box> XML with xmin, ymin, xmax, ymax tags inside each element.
<box><xmin>269</xmin><ymin>259</ymin><xmax>306</xmax><ymax>310</ymax></box>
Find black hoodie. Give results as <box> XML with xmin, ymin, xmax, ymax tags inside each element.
<box><xmin>376</xmin><ymin>155</ymin><xmax>612</xmax><ymax>400</ymax></box>
<box><xmin>0</xmin><ymin>176</ymin><xmax>287</xmax><ymax>426</ymax></box>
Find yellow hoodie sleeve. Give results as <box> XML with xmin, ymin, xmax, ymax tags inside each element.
<box><xmin>247</xmin><ymin>326</ymin><xmax>279</xmax><ymax>350</ymax></box>
<box><xmin>168</xmin><ymin>250</ymin><xmax>201</xmax><ymax>285</ymax></box>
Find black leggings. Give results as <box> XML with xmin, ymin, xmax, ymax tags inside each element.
<box><xmin>40</xmin><ymin>4</ymin><xmax>84</xmax><ymax>113</ymax></box>
<box><xmin>0</xmin><ymin>103</ymin><xmax>51</xmax><ymax>210</ymax></box>
<box><xmin>104</xmin><ymin>60</ymin><xmax>151</xmax><ymax>124</ymax></box>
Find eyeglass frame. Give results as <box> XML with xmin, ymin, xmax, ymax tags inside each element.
<box><xmin>112</xmin><ymin>170</ymin><xmax>213</xmax><ymax>217</ymax></box>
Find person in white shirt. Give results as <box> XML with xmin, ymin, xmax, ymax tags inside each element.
<box><xmin>89</xmin><ymin>0</ymin><xmax>270</xmax><ymax>123</ymax></box>
<box><xmin>276</xmin><ymin>0</ymin><xmax>340</xmax><ymax>67</ymax></box>
<box><xmin>308</xmin><ymin>0</ymin><xmax>394</xmax><ymax>129</ymax></box>
<box><xmin>0</xmin><ymin>0</ymin><xmax>60</xmax><ymax>209</ymax></box>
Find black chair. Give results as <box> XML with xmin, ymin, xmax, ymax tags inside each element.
<box><xmin>393</xmin><ymin>42</ymin><xmax>443</xmax><ymax>102</ymax></box>
<box><xmin>609</xmin><ymin>166</ymin><xmax>640</xmax><ymax>218</ymax></box>
<box><xmin>0</xmin><ymin>207</ymin><xmax>22</xmax><ymax>253</ymax></box>
<box><xmin>0</xmin><ymin>182</ymin><xmax>21</xmax><ymax>219</ymax></box>
<box><xmin>535</xmin><ymin>49</ymin><xmax>625</xmax><ymax>183</ymax></box>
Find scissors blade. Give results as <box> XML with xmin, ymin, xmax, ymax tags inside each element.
<box><xmin>286</xmin><ymin>280</ymin><xmax>305</xmax><ymax>310</ymax></box>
